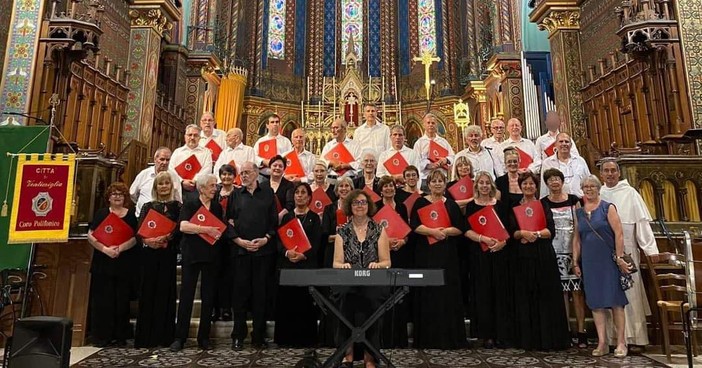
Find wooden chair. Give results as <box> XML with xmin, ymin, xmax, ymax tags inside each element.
<box><xmin>643</xmin><ymin>251</ymin><xmax>699</xmax><ymax>362</ymax></box>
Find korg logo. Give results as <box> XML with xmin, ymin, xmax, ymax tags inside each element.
<box><xmin>354</xmin><ymin>270</ymin><xmax>371</xmax><ymax>277</ymax></box>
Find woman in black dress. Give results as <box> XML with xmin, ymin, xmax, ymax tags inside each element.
<box><xmin>87</xmin><ymin>182</ymin><xmax>138</xmax><ymax>347</ymax></box>
<box><xmin>310</xmin><ymin>160</ymin><xmax>337</xmax><ymax>203</ymax></box>
<box><xmin>211</xmin><ymin>164</ymin><xmax>237</xmax><ymax>322</ymax></box>
<box><xmin>411</xmin><ymin>169</ymin><xmax>466</xmax><ymax>349</ymax></box>
<box><xmin>495</xmin><ymin>148</ymin><xmax>523</xmax><ymax>206</ymax></box>
<box><xmin>509</xmin><ymin>172</ymin><xmax>570</xmax><ymax>350</ymax></box>
<box><xmin>464</xmin><ymin>171</ymin><xmax>513</xmax><ymax>348</ymax></box>
<box><xmin>170</xmin><ymin>174</ymin><xmax>226</xmax><ymax>351</ymax></box>
<box><xmin>134</xmin><ymin>172</ymin><xmax>181</xmax><ymax>348</ymax></box>
<box><xmin>446</xmin><ymin>155</ymin><xmax>474</xmax><ymax>211</ymax></box>
<box><xmin>262</xmin><ymin>155</ymin><xmax>295</xmax><ymax>224</ymax></box>
<box><xmin>274</xmin><ymin>182</ymin><xmax>322</xmax><ymax>347</ymax></box>
<box><xmin>353</xmin><ymin>149</ymin><xmax>381</xmax><ymax>194</ymax></box>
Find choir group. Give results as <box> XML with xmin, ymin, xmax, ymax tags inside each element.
<box><xmin>85</xmin><ymin>106</ymin><xmax>658</xmax><ymax>366</ymax></box>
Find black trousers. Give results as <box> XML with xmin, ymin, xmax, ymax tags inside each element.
<box><xmin>212</xmin><ymin>244</ymin><xmax>233</xmax><ymax>310</ymax></box>
<box><xmin>89</xmin><ymin>273</ymin><xmax>132</xmax><ymax>343</ymax></box>
<box><xmin>175</xmin><ymin>261</ymin><xmax>217</xmax><ymax>342</ymax></box>
<box><xmin>231</xmin><ymin>254</ymin><xmax>276</xmax><ymax>344</ymax></box>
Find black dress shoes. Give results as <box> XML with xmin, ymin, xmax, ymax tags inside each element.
<box><xmin>198</xmin><ymin>339</ymin><xmax>213</xmax><ymax>351</ymax></box>
<box><xmin>231</xmin><ymin>338</ymin><xmax>244</xmax><ymax>350</ymax></box>
<box><xmin>251</xmin><ymin>340</ymin><xmax>268</xmax><ymax>350</ymax></box>
<box><xmin>170</xmin><ymin>339</ymin><xmax>184</xmax><ymax>352</ymax></box>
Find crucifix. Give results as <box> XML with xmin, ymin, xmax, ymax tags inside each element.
<box><xmin>413</xmin><ymin>52</ymin><xmax>441</xmax><ymax>101</ymax></box>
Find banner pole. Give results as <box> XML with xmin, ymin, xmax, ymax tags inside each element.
<box><xmin>20</xmin><ymin>242</ymin><xmax>36</xmax><ymax>318</ymax></box>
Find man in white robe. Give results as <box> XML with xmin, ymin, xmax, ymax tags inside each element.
<box><xmin>600</xmin><ymin>159</ymin><xmax>659</xmax><ymax>347</ymax></box>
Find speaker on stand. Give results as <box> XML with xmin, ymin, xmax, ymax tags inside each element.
<box><xmin>6</xmin><ymin>316</ymin><xmax>72</xmax><ymax>368</ymax></box>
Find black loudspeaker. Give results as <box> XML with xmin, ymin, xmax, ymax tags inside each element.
<box><xmin>7</xmin><ymin>317</ymin><xmax>72</xmax><ymax>368</ymax></box>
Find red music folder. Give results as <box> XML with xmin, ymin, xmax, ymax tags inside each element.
<box><xmin>403</xmin><ymin>191</ymin><xmax>421</xmax><ymax>218</ymax></box>
<box><xmin>205</xmin><ymin>139</ymin><xmax>223</xmax><ymax>162</ymax></box>
<box><xmin>383</xmin><ymin>151</ymin><xmax>409</xmax><ymax>176</ymax></box>
<box><xmin>363</xmin><ymin>186</ymin><xmax>381</xmax><ymax>203</ymax></box>
<box><xmin>274</xmin><ymin>195</ymin><xmax>283</xmax><ymax>213</ymax></box>
<box><xmin>278</xmin><ymin>218</ymin><xmax>312</xmax><ymax>254</ymax></box>
<box><xmin>190</xmin><ymin>206</ymin><xmax>227</xmax><ymax>245</ymax></box>
<box><xmin>544</xmin><ymin>141</ymin><xmax>556</xmax><ymax>157</ymax></box>
<box><xmin>284</xmin><ymin>150</ymin><xmax>306</xmax><ymax>178</ymax></box>
<box><xmin>336</xmin><ymin>208</ymin><xmax>349</xmax><ymax>227</ymax></box>
<box><xmin>324</xmin><ymin>143</ymin><xmax>354</xmax><ymax>164</ymax></box>
<box><xmin>428</xmin><ymin>140</ymin><xmax>449</xmax><ymax>163</ymax></box>
<box><xmin>513</xmin><ymin>200</ymin><xmax>547</xmax><ymax>232</ymax></box>
<box><xmin>310</xmin><ymin>187</ymin><xmax>332</xmax><ymax>215</ymax></box>
<box><xmin>227</xmin><ymin>160</ymin><xmax>242</xmax><ymax>186</ymax></box>
<box><xmin>174</xmin><ymin>154</ymin><xmax>202</xmax><ymax>181</ymax></box>
<box><xmin>137</xmin><ymin>208</ymin><xmax>177</xmax><ymax>239</ymax></box>
<box><xmin>448</xmin><ymin>175</ymin><xmax>474</xmax><ymax>201</ymax></box>
<box><xmin>258</xmin><ymin>138</ymin><xmax>278</xmax><ymax>160</ymax></box>
<box><xmin>514</xmin><ymin>146</ymin><xmax>534</xmax><ymax>170</ymax></box>
<box><xmin>93</xmin><ymin>212</ymin><xmax>134</xmax><ymax>247</ymax></box>
<box><xmin>468</xmin><ymin>205</ymin><xmax>510</xmax><ymax>252</ymax></box>
<box><xmin>373</xmin><ymin>205</ymin><xmax>411</xmax><ymax>239</ymax></box>
<box><xmin>417</xmin><ymin>200</ymin><xmax>451</xmax><ymax>245</ymax></box>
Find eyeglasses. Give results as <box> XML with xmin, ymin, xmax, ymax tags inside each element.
<box><xmin>352</xmin><ymin>200</ymin><xmax>368</xmax><ymax>206</ymax></box>
<box><xmin>110</xmin><ymin>192</ymin><xmax>124</xmax><ymax>197</ymax></box>
<box><xmin>583</xmin><ymin>185</ymin><xmax>599</xmax><ymax>189</ymax></box>
<box><xmin>240</xmin><ymin>170</ymin><xmax>256</xmax><ymax>176</ymax></box>
<box><xmin>491</xmin><ymin>126</ymin><xmax>505</xmax><ymax>130</ymax></box>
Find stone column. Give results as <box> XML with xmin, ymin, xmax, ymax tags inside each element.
<box><xmin>530</xmin><ymin>1</ymin><xmax>585</xmax><ymax>142</ymax></box>
<box><xmin>124</xmin><ymin>0</ymin><xmax>180</xmax><ymax>145</ymax></box>
<box><xmin>487</xmin><ymin>53</ymin><xmax>524</xmax><ymax>124</ymax></box>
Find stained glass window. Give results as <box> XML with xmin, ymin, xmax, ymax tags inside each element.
<box><xmin>341</xmin><ymin>0</ymin><xmax>363</xmax><ymax>57</ymax></box>
<box><xmin>417</xmin><ymin>0</ymin><xmax>437</xmax><ymax>55</ymax></box>
<box><xmin>268</xmin><ymin>0</ymin><xmax>286</xmax><ymax>59</ymax></box>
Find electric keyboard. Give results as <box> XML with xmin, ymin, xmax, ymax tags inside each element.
<box><xmin>279</xmin><ymin>268</ymin><xmax>444</xmax><ymax>287</ymax></box>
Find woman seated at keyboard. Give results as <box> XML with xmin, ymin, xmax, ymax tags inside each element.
<box><xmin>333</xmin><ymin>189</ymin><xmax>391</xmax><ymax>368</ymax></box>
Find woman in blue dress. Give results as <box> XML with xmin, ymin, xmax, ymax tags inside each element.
<box><xmin>573</xmin><ymin>175</ymin><xmax>633</xmax><ymax>358</ymax></box>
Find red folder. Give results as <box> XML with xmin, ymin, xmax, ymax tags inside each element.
<box><xmin>468</xmin><ymin>205</ymin><xmax>510</xmax><ymax>252</ymax></box>
<box><xmin>93</xmin><ymin>212</ymin><xmax>134</xmax><ymax>247</ymax></box>
<box><xmin>190</xmin><ymin>206</ymin><xmax>227</xmax><ymax>245</ymax></box>
<box><xmin>274</xmin><ymin>195</ymin><xmax>283</xmax><ymax>213</ymax></box>
<box><xmin>310</xmin><ymin>187</ymin><xmax>332</xmax><ymax>215</ymax></box>
<box><xmin>513</xmin><ymin>200</ymin><xmax>547</xmax><ymax>232</ymax></box>
<box><xmin>324</xmin><ymin>143</ymin><xmax>354</xmax><ymax>164</ymax></box>
<box><xmin>258</xmin><ymin>138</ymin><xmax>278</xmax><ymax>160</ymax></box>
<box><xmin>514</xmin><ymin>146</ymin><xmax>534</xmax><ymax>170</ymax></box>
<box><xmin>428</xmin><ymin>140</ymin><xmax>449</xmax><ymax>163</ymax></box>
<box><xmin>383</xmin><ymin>151</ymin><xmax>409</xmax><ymax>176</ymax></box>
<box><xmin>227</xmin><ymin>159</ymin><xmax>242</xmax><ymax>186</ymax></box>
<box><xmin>284</xmin><ymin>150</ymin><xmax>306</xmax><ymax>178</ymax></box>
<box><xmin>373</xmin><ymin>205</ymin><xmax>411</xmax><ymax>239</ymax></box>
<box><xmin>278</xmin><ymin>218</ymin><xmax>312</xmax><ymax>254</ymax></box>
<box><xmin>174</xmin><ymin>154</ymin><xmax>202</xmax><ymax>181</ymax></box>
<box><xmin>417</xmin><ymin>201</ymin><xmax>451</xmax><ymax>244</ymax></box>
<box><xmin>403</xmin><ymin>191</ymin><xmax>421</xmax><ymax>218</ymax></box>
<box><xmin>137</xmin><ymin>208</ymin><xmax>176</xmax><ymax>239</ymax></box>
<box><xmin>448</xmin><ymin>175</ymin><xmax>474</xmax><ymax>201</ymax></box>
<box><xmin>544</xmin><ymin>141</ymin><xmax>556</xmax><ymax>157</ymax></box>
<box><xmin>363</xmin><ymin>186</ymin><xmax>381</xmax><ymax>203</ymax></box>
<box><xmin>336</xmin><ymin>208</ymin><xmax>349</xmax><ymax>227</ymax></box>
<box><xmin>205</xmin><ymin>139</ymin><xmax>223</xmax><ymax>161</ymax></box>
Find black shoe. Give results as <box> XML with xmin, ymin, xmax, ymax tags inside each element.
<box><xmin>483</xmin><ymin>339</ymin><xmax>495</xmax><ymax>349</ymax></box>
<box><xmin>231</xmin><ymin>338</ymin><xmax>244</xmax><ymax>350</ymax></box>
<box><xmin>221</xmin><ymin>309</ymin><xmax>232</xmax><ymax>321</ymax></box>
<box><xmin>170</xmin><ymin>340</ymin><xmax>184</xmax><ymax>352</ymax></box>
<box><xmin>198</xmin><ymin>340</ymin><xmax>213</xmax><ymax>351</ymax></box>
<box><xmin>93</xmin><ymin>339</ymin><xmax>110</xmax><ymax>348</ymax></box>
<box><xmin>252</xmin><ymin>341</ymin><xmax>268</xmax><ymax>350</ymax></box>
<box><xmin>211</xmin><ymin>309</ymin><xmax>221</xmax><ymax>322</ymax></box>
<box><xmin>114</xmin><ymin>339</ymin><xmax>127</xmax><ymax>347</ymax></box>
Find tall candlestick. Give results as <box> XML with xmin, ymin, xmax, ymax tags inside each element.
<box><xmin>301</xmin><ymin>100</ymin><xmax>304</xmax><ymax>126</ymax></box>
<box><xmin>318</xmin><ymin>101</ymin><xmax>322</xmax><ymax>126</ymax></box>
<box><xmin>381</xmin><ymin>76</ymin><xmax>385</xmax><ymax>101</ymax></box>
<box><xmin>332</xmin><ymin>78</ymin><xmax>336</xmax><ymax>118</ymax></box>
<box><xmin>307</xmin><ymin>76</ymin><xmax>310</xmax><ymax>101</ymax></box>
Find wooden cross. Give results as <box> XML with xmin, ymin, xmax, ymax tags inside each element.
<box><xmin>413</xmin><ymin>52</ymin><xmax>441</xmax><ymax>101</ymax></box>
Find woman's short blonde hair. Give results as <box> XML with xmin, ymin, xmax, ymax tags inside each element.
<box><xmin>581</xmin><ymin>175</ymin><xmax>603</xmax><ymax>191</ymax></box>
<box><xmin>473</xmin><ymin>171</ymin><xmax>498</xmax><ymax>198</ymax></box>
<box><xmin>151</xmin><ymin>171</ymin><xmax>175</xmax><ymax>202</ymax></box>
<box><xmin>334</xmin><ymin>176</ymin><xmax>355</xmax><ymax>196</ymax></box>
<box><xmin>451</xmin><ymin>156</ymin><xmax>473</xmax><ymax>181</ymax></box>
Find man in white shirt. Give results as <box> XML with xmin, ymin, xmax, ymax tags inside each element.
<box><xmin>480</xmin><ymin>118</ymin><xmax>506</xmax><ymax>151</ymax></box>
<box><xmin>539</xmin><ymin>132</ymin><xmax>590</xmax><ymax>198</ymax></box>
<box><xmin>130</xmin><ymin>147</ymin><xmax>183</xmax><ymax>216</ymax></box>
<box><xmin>497</xmin><ymin>118</ymin><xmax>540</xmax><ymax>174</ymax></box>
<box><xmin>198</xmin><ymin>112</ymin><xmax>227</xmax><ymax>164</ymax></box>
<box><xmin>535</xmin><ymin>110</ymin><xmax>580</xmax><ymax>160</ymax></box>
<box><xmin>320</xmin><ymin>118</ymin><xmax>361</xmax><ymax>178</ymax></box>
<box><xmin>283</xmin><ymin>128</ymin><xmax>316</xmax><ymax>182</ymax></box>
<box><xmin>376</xmin><ymin>125</ymin><xmax>421</xmax><ymax>184</ymax></box>
<box><xmin>600</xmin><ymin>159</ymin><xmax>658</xmax><ymax>348</ymax></box>
<box><xmin>214</xmin><ymin>128</ymin><xmax>255</xmax><ymax>175</ymax></box>
<box><xmin>412</xmin><ymin>113</ymin><xmax>455</xmax><ymax>185</ymax></box>
<box><xmin>353</xmin><ymin>103</ymin><xmax>391</xmax><ymax>153</ymax></box>
<box><xmin>455</xmin><ymin>124</ymin><xmax>501</xmax><ymax>179</ymax></box>
<box><xmin>169</xmin><ymin>124</ymin><xmax>213</xmax><ymax>202</ymax></box>
<box><xmin>252</xmin><ymin>113</ymin><xmax>293</xmax><ymax>179</ymax></box>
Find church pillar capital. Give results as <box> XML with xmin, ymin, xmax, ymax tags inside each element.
<box><xmin>128</xmin><ymin>0</ymin><xmax>180</xmax><ymax>40</ymax></box>
<box><xmin>529</xmin><ymin>1</ymin><xmax>581</xmax><ymax>38</ymax></box>
<box><xmin>485</xmin><ymin>53</ymin><xmax>525</xmax><ymax>125</ymax></box>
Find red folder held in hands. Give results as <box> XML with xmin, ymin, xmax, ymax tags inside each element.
<box><xmin>468</xmin><ymin>205</ymin><xmax>509</xmax><ymax>252</ymax></box>
<box><xmin>284</xmin><ymin>150</ymin><xmax>306</xmax><ymax>178</ymax></box>
<box><xmin>417</xmin><ymin>201</ymin><xmax>451</xmax><ymax>245</ymax></box>
<box><xmin>258</xmin><ymin>138</ymin><xmax>278</xmax><ymax>160</ymax></box>
<box><xmin>448</xmin><ymin>175</ymin><xmax>474</xmax><ymax>201</ymax></box>
<box><xmin>514</xmin><ymin>147</ymin><xmax>534</xmax><ymax>170</ymax></box>
<box><xmin>310</xmin><ymin>187</ymin><xmax>332</xmax><ymax>215</ymax></box>
<box><xmin>324</xmin><ymin>143</ymin><xmax>355</xmax><ymax>164</ymax></box>
<box><xmin>373</xmin><ymin>205</ymin><xmax>411</xmax><ymax>240</ymax></box>
<box><xmin>336</xmin><ymin>208</ymin><xmax>349</xmax><ymax>227</ymax></box>
<box><xmin>544</xmin><ymin>141</ymin><xmax>556</xmax><ymax>157</ymax></box>
<box><xmin>190</xmin><ymin>206</ymin><xmax>226</xmax><ymax>245</ymax></box>
<box><xmin>513</xmin><ymin>200</ymin><xmax>547</xmax><ymax>232</ymax></box>
<box><xmin>205</xmin><ymin>139</ymin><xmax>223</xmax><ymax>162</ymax></box>
<box><xmin>227</xmin><ymin>160</ymin><xmax>242</xmax><ymax>186</ymax></box>
<box><xmin>278</xmin><ymin>218</ymin><xmax>312</xmax><ymax>254</ymax></box>
<box><xmin>93</xmin><ymin>212</ymin><xmax>134</xmax><ymax>247</ymax></box>
<box><xmin>363</xmin><ymin>186</ymin><xmax>381</xmax><ymax>203</ymax></box>
<box><xmin>428</xmin><ymin>140</ymin><xmax>449</xmax><ymax>163</ymax></box>
<box><xmin>383</xmin><ymin>151</ymin><xmax>409</xmax><ymax>176</ymax></box>
<box><xmin>174</xmin><ymin>154</ymin><xmax>202</xmax><ymax>181</ymax></box>
<box><xmin>137</xmin><ymin>208</ymin><xmax>176</xmax><ymax>239</ymax></box>
<box><xmin>403</xmin><ymin>191</ymin><xmax>421</xmax><ymax>218</ymax></box>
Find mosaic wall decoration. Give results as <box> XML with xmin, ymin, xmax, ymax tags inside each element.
<box><xmin>0</xmin><ymin>0</ymin><xmax>46</xmax><ymax>125</ymax></box>
<box><xmin>677</xmin><ymin>0</ymin><xmax>702</xmax><ymax>128</ymax></box>
<box><xmin>124</xmin><ymin>28</ymin><xmax>160</xmax><ymax>144</ymax></box>
<box><xmin>399</xmin><ymin>0</ymin><xmax>410</xmax><ymax>75</ymax></box>
<box><xmin>267</xmin><ymin>0</ymin><xmax>286</xmax><ymax>59</ymax></box>
<box><xmin>294</xmin><ymin>0</ymin><xmax>306</xmax><ymax>75</ymax></box>
<box><xmin>341</xmin><ymin>0</ymin><xmax>363</xmax><ymax>58</ymax></box>
<box><xmin>322</xmin><ymin>0</ymin><xmax>335</xmax><ymax>76</ymax></box>
<box><xmin>368</xmin><ymin>0</ymin><xmax>380</xmax><ymax>77</ymax></box>
<box><xmin>417</xmin><ymin>0</ymin><xmax>437</xmax><ymax>55</ymax></box>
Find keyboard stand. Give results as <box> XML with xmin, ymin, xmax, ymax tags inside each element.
<box><xmin>308</xmin><ymin>285</ymin><xmax>410</xmax><ymax>368</ymax></box>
